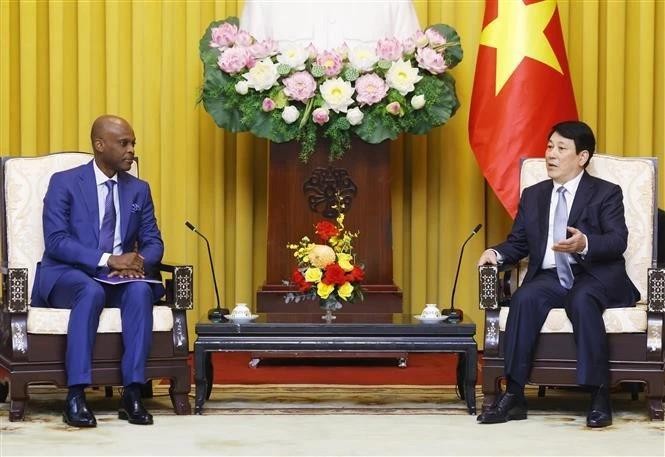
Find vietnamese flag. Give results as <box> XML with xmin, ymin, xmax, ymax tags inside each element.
<box><xmin>469</xmin><ymin>0</ymin><xmax>578</xmax><ymax>218</ymax></box>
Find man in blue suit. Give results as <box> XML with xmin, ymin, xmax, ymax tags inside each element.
<box><xmin>32</xmin><ymin>115</ymin><xmax>164</xmax><ymax>427</ymax></box>
<box><xmin>476</xmin><ymin>121</ymin><xmax>639</xmax><ymax>428</ymax></box>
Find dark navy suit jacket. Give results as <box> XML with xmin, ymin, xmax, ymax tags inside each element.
<box><xmin>31</xmin><ymin>160</ymin><xmax>164</xmax><ymax>306</ymax></box>
<box><xmin>493</xmin><ymin>171</ymin><xmax>640</xmax><ymax>308</ymax></box>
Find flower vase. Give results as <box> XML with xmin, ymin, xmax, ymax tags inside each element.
<box><xmin>320</xmin><ymin>297</ymin><xmax>342</xmax><ymax>324</ymax></box>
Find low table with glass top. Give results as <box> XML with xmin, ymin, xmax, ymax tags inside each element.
<box><xmin>193</xmin><ymin>313</ymin><xmax>477</xmax><ymax>414</ymax></box>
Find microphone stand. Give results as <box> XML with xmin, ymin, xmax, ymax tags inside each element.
<box><xmin>442</xmin><ymin>224</ymin><xmax>483</xmax><ymax>323</ymax></box>
<box><xmin>185</xmin><ymin>221</ymin><xmax>229</xmax><ymax>322</ymax></box>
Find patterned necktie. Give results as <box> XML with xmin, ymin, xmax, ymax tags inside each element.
<box><xmin>554</xmin><ymin>186</ymin><xmax>573</xmax><ymax>289</ymax></box>
<box><xmin>99</xmin><ymin>180</ymin><xmax>116</xmax><ymax>253</ymax></box>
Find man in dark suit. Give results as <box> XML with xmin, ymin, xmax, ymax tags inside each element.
<box><xmin>31</xmin><ymin>115</ymin><xmax>164</xmax><ymax>427</ymax></box>
<box><xmin>476</xmin><ymin>121</ymin><xmax>639</xmax><ymax>428</ymax></box>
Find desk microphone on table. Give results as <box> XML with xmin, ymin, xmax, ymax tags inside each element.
<box><xmin>185</xmin><ymin>221</ymin><xmax>229</xmax><ymax>322</ymax></box>
<box><xmin>443</xmin><ymin>224</ymin><xmax>483</xmax><ymax>322</ymax></box>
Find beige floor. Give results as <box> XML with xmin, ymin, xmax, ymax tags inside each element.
<box><xmin>1</xmin><ymin>385</ymin><xmax>663</xmax><ymax>456</ymax></box>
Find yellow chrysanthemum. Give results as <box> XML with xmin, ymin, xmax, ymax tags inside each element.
<box><xmin>337</xmin><ymin>253</ymin><xmax>354</xmax><ymax>272</ymax></box>
<box><xmin>317</xmin><ymin>282</ymin><xmax>334</xmax><ymax>299</ymax></box>
<box><xmin>304</xmin><ymin>267</ymin><xmax>322</xmax><ymax>283</ymax></box>
<box><xmin>308</xmin><ymin>244</ymin><xmax>336</xmax><ymax>268</ymax></box>
<box><xmin>338</xmin><ymin>281</ymin><xmax>354</xmax><ymax>299</ymax></box>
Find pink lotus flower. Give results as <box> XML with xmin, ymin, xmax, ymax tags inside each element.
<box><xmin>375</xmin><ymin>37</ymin><xmax>403</xmax><ymax>61</ymax></box>
<box><xmin>249</xmin><ymin>39</ymin><xmax>279</xmax><ymax>59</ymax></box>
<box><xmin>335</xmin><ymin>42</ymin><xmax>349</xmax><ymax>60</ymax></box>
<box><xmin>402</xmin><ymin>37</ymin><xmax>416</xmax><ymax>55</ymax></box>
<box><xmin>217</xmin><ymin>47</ymin><xmax>250</xmax><ymax>74</ymax></box>
<box><xmin>416</xmin><ymin>47</ymin><xmax>447</xmax><ymax>74</ymax></box>
<box><xmin>316</xmin><ymin>51</ymin><xmax>343</xmax><ymax>77</ymax></box>
<box><xmin>386</xmin><ymin>101</ymin><xmax>403</xmax><ymax>116</ymax></box>
<box><xmin>413</xmin><ymin>30</ymin><xmax>428</xmax><ymax>48</ymax></box>
<box><xmin>283</xmin><ymin>71</ymin><xmax>317</xmax><ymax>102</ymax></box>
<box><xmin>425</xmin><ymin>28</ymin><xmax>446</xmax><ymax>47</ymax></box>
<box><xmin>262</xmin><ymin>98</ymin><xmax>276</xmax><ymax>112</ymax></box>
<box><xmin>312</xmin><ymin>107</ymin><xmax>330</xmax><ymax>125</ymax></box>
<box><xmin>354</xmin><ymin>73</ymin><xmax>389</xmax><ymax>106</ymax></box>
<box><xmin>235</xmin><ymin>30</ymin><xmax>254</xmax><ymax>47</ymax></box>
<box><xmin>210</xmin><ymin>22</ymin><xmax>238</xmax><ymax>48</ymax></box>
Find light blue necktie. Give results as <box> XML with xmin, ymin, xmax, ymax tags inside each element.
<box><xmin>554</xmin><ymin>186</ymin><xmax>573</xmax><ymax>289</ymax></box>
<box><xmin>99</xmin><ymin>180</ymin><xmax>116</xmax><ymax>253</ymax></box>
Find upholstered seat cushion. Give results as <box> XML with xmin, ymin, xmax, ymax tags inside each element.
<box><xmin>27</xmin><ymin>305</ymin><xmax>174</xmax><ymax>334</ymax></box>
<box><xmin>498</xmin><ymin>304</ymin><xmax>647</xmax><ymax>333</ymax></box>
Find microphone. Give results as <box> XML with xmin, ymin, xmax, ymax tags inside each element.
<box><xmin>185</xmin><ymin>221</ymin><xmax>229</xmax><ymax>322</ymax></box>
<box><xmin>443</xmin><ymin>224</ymin><xmax>483</xmax><ymax>323</ymax></box>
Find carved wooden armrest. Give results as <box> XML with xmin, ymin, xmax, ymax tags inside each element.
<box><xmin>478</xmin><ymin>263</ymin><xmax>518</xmax><ymax>310</ymax></box>
<box><xmin>647</xmin><ymin>268</ymin><xmax>665</xmax><ymax>313</ymax></box>
<box><xmin>159</xmin><ymin>263</ymin><xmax>193</xmax><ymax>310</ymax></box>
<box><xmin>1</xmin><ymin>267</ymin><xmax>29</xmax><ymax>313</ymax></box>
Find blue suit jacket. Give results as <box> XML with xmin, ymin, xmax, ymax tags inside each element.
<box><xmin>493</xmin><ymin>171</ymin><xmax>640</xmax><ymax>308</ymax></box>
<box><xmin>31</xmin><ymin>160</ymin><xmax>164</xmax><ymax>306</ymax></box>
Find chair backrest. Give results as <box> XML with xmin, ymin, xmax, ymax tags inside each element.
<box><xmin>0</xmin><ymin>153</ymin><xmax>138</xmax><ymax>302</ymax></box>
<box><xmin>519</xmin><ymin>154</ymin><xmax>657</xmax><ymax>301</ymax></box>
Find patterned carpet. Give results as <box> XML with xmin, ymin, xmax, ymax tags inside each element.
<box><xmin>1</xmin><ymin>385</ymin><xmax>663</xmax><ymax>456</ymax></box>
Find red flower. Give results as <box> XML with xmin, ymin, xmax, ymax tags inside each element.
<box><xmin>347</xmin><ymin>266</ymin><xmax>365</xmax><ymax>282</ymax></box>
<box><xmin>291</xmin><ymin>269</ymin><xmax>311</xmax><ymax>292</ymax></box>
<box><xmin>315</xmin><ymin>220</ymin><xmax>339</xmax><ymax>241</ymax></box>
<box><xmin>322</xmin><ymin>263</ymin><xmax>346</xmax><ymax>286</ymax></box>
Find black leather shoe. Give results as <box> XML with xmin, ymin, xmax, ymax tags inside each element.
<box><xmin>119</xmin><ymin>386</ymin><xmax>153</xmax><ymax>425</ymax></box>
<box><xmin>477</xmin><ymin>392</ymin><xmax>528</xmax><ymax>424</ymax></box>
<box><xmin>587</xmin><ymin>386</ymin><xmax>612</xmax><ymax>428</ymax></box>
<box><xmin>63</xmin><ymin>392</ymin><xmax>97</xmax><ymax>428</ymax></box>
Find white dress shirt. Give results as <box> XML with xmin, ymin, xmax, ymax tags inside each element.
<box><xmin>240</xmin><ymin>1</ymin><xmax>421</xmax><ymax>49</ymax></box>
<box><xmin>541</xmin><ymin>171</ymin><xmax>587</xmax><ymax>269</ymax></box>
<box><xmin>93</xmin><ymin>161</ymin><xmax>122</xmax><ymax>266</ymax></box>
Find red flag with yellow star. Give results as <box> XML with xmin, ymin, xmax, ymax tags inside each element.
<box><xmin>469</xmin><ymin>0</ymin><xmax>578</xmax><ymax>217</ymax></box>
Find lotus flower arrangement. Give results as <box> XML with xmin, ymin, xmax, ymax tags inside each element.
<box><xmin>199</xmin><ymin>17</ymin><xmax>463</xmax><ymax>161</ymax></box>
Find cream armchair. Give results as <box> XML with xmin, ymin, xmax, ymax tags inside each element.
<box><xmin>478</xmin><ymin>154</ymin><xmax>663</xmax><ymax>420</ymax></box>
<box><xmin>0</xmin><ymin>152</ymin><xmax>194</xmax><ymax>421</ymax></box>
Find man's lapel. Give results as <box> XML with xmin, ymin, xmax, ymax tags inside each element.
<box><xmin>535</xmin><ymin>181</ymin><xmax>552</xmax><ymax>260</ymax></box>
<box><xmin>568</xmin><ymin>172</ymin><xmax>594</xmax><ymax>226</ymax></box>
<box><xmin>79</xmin><ymin>161</ymin><xmax>100</xmax><ymax>243</ymax></box>
<box><xmin>118</xmin><ymin>172</ymin><xmax>133</xmax><ymax>243</ymax></box>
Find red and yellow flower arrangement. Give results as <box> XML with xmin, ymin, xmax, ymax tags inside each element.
<box><xmin>286</xmin><ymin>207</ymin><xmax>364</xmax><ymax>311</ymax></box>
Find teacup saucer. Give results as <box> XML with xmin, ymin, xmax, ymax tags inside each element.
<box><xmin>414</xmin><ymin>315</ymin><xmax>448</xmax><ymax>324</ymax></box>
<box><xmin>223</xmin><ymin>314</ymin><xmax>258</xmax><ymax>324</ymax></box>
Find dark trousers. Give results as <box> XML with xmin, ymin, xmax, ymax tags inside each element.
<box><xmin>47</xmin><ymin>270</ymin><xmax>155</xmax><ymax>387</ymax></box>
<box><xmin>503</xmin><ymin>268</ymin><xmax>610</xmax><ymax>387</ymax></box>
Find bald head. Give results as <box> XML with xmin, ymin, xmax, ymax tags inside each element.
<box><xmin>91</xmin><ymin>115</ymin><xmax>132</xmax><ymax>152</ymax></box>
<box><xmin>90</xmin><ymin>115</ymin><xmax>136</xmax><ymax>177</ymax></box>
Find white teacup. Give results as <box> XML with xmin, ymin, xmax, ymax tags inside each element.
<box><xmin>420</xmin><ymin>304</ymin><xmax>441</xmax><ymax>319</ymax></box>
<box><xmin>230</xmin><ymin>303</ymin><xmax>251</xmax><ymax>318</ymax></box>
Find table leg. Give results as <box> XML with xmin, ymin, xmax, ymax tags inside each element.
<box><xmin>194</xmin><ymin>345</ymin><xmax>209</xmax><ymax>415</ymax></box>
<box><xmin>456</xmin><ymin>353</ymin><xmax>466</xmax><ymax>401</ymax></box>
<box><xmin>464</xmin><ymin>347</ymin><xmax>477</xmax><ymax>415</ymax></box>
<box><xmin>205</xmin><ymin>351</ymin><xmax>213</xmax><ymax>400</ymax></box>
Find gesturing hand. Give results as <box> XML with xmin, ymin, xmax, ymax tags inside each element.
<box><xmin>552</xmin><ymin>226</ymin><xmax>587</xmax><ymax>253</ymax></box>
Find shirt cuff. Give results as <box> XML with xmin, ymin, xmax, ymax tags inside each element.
<box><xmin>577</xmin><ymin>235</ymin><xmax>589</xmax><ymax>256</ymax></box>
<box><xmin>98</xmin><ymin>253</ymin><xmax>111</xmax><ymax>267</ymax></box>
<box><xmin>490</xmin><ymin>249</ymin><xmax>504</xmax><ymax>265</ymax></box>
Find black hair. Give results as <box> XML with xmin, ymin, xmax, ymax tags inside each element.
<box><xmin>548</xmin><ymin>121</ymin><xmax>595</xmax><ymax>168</ymax></box>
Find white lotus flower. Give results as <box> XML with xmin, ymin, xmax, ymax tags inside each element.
<box><xmin>242</xmin><ymin>58</ymin><xmax>279</xmax><ymax>92</ymax></box>
<box><xmin>319</xmin><ymin>78</ymin><xmax>355</xmax><ymax>113</ymax></box>
<box><xmin>281</xmin><ymin>105</ymin><xmax>300</xmax><ymax>124</ymax></box>
<box><xmin>276</xmin><ymin>46</ymin><xmax>309</xmax><ymax>70</ymax></box>
<box><xmin>346</xmin><ymin>107</ymin><xmax>364</xmax><ymax>125</ymax></box>
<box><xmin>385</xmin><ymin>59</ymin><xmax>422</xmax><ymax>96</ymax></box>
<box><xmin>348</xmin><ymin>45</ymin><xmax>378</xmax><ymax>72</ymax></box>
<box><xmin>411</xmin><ymin>94</ymin><xmax>426</xmax><ymax>110</ymax></box>
<box><xmin>234</xmin><ymin>80</ymin><xmax>249</xmax><ymax>95</ymax></box>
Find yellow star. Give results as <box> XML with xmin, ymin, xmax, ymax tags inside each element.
<box><xmin>480</xmin><ymin>0</ymin><xmax>562</xmax><ymax>95</ymax></box>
